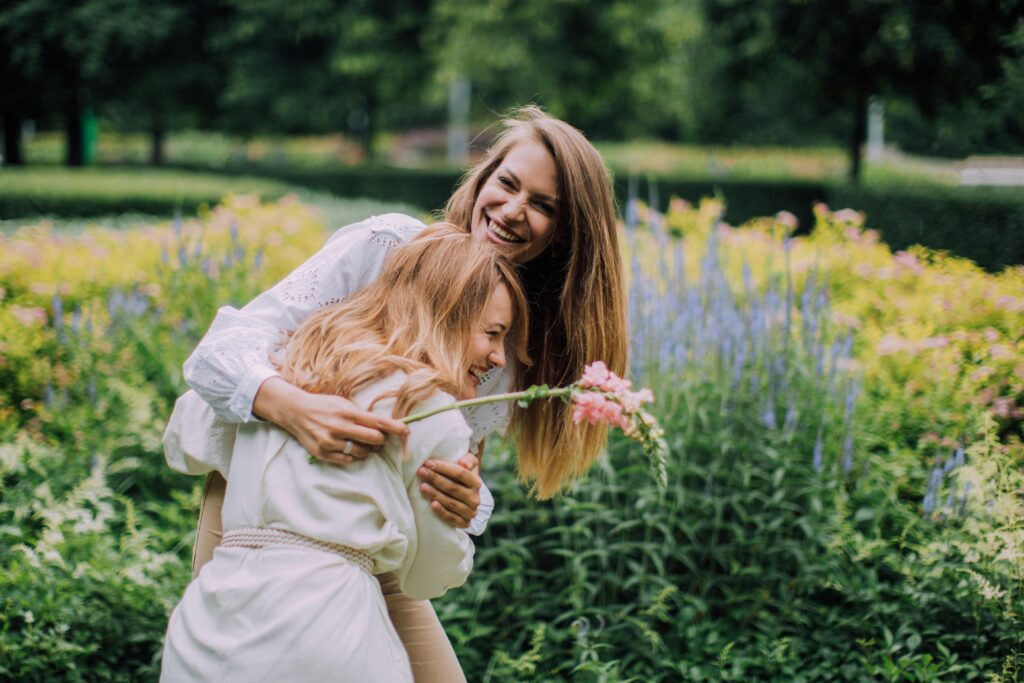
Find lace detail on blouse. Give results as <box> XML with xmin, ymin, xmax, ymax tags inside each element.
<box><xmin>461</xmin><ymin>365</ymin><xmax>513</xmax><ymax>443</ymax></box>
<box><xmin>280</xmin><ymin>264</ymin><xmax>324</xmax><ymax>305</ymax></box>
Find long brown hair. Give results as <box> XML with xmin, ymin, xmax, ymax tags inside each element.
<box><xmin>444</xmin><ymin>105</ymin><xmax>628</xmax><ymax>499</ymax></box>
<box><xmin>277</xmin><ymin>224</ymin><xmax>530</xmax><ymax>422</ymax></box>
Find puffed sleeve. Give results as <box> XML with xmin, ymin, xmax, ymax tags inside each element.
<box><xmin>397</xmin><ymin>397</ymin><xmax>476</xmax><ymax>600</ymax></box>
<box><xmin>162</xmin><ymin>390</ymin><xmax>236</xmax><ymax>477</ymax></box>
<box><xmin>182</xmin><ymin>214</ymin><xmax>425</xmax><ymax>422</ymax></box>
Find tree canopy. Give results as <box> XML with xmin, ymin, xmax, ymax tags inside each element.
<box><xmin>2</xmin><ymin>0</ymin><xmax>1021</xmax><ymax>168</ymax></box>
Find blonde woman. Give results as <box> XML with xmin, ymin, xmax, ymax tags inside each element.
<box><xmin>180</xmin><ymin>106</ymin><xmax>628</xmax><ymax>680</ymax></box>
<box><xmin>162</xmin><ymin>226</ymin><xmax>529</xmax><ymax>681</ymax></box>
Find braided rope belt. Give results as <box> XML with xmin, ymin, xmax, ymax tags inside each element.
<box><xmin>221</xmin><ymin>527</ymin><xmax>375</xmax><ymax>575</ymax></box>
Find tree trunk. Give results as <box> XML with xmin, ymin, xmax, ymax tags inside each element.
<box><xmin>364</xmin><ymin>91</ymin><xmax>376</xmax><ymax>162</ymax></box>
<box><xmin>2</xmin><ymin>114</ymin><xmax>24</xmax><ymax>165</ymax></box>
<box><xmin>151</xmin><ymin>126</ymin><xmax>165</xmax><ymax>166</ymax></box>
<box><xmin>65</xmin><ymin>91</ymin><xmax>83</xmax><ymax>167</ymax></box>
<box><xmin>847</xmin><ymin>89</ymin><xmax>868</xmax><ymax>184</ymax></box>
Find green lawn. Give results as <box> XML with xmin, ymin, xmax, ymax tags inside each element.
<box><xmin>0</xmin><ymin>166</ymin><xmax>424</xmax><ymax>227</ymax></box>
<box><xmin>21</xmin><ymin>130</ymin><xmax>961</xmax><ymax>187</ymax></box>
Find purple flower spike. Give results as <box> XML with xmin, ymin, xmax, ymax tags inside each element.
<box><xmin>812</xmin><ymin>432</ymin><xmax>824</xmax><ymax>473</ymax></box>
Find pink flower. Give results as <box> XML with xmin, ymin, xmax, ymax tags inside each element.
<box><xmin>11</xmin><ymin>306</ymin><xmax>47</xmax><ymax>326</ymax></box>
<box><xmin>601</xmin><ymin>374</ymin><xmax>632</xmax><ymax>395</ymax></box>
<box><xmin>893</xmin><ymin>251</ymin><xmax>924</xmax><ymax>275</ymax></box>
<box><xmin>621</xmin><ymin>388</ymin><xmax>654</xmax><ymax>412</ymax></box>
<box><xmin>775</xmin><ymin>211</ymin><xmax>798</xmax><ymax>230</ymax></box>
<box><xmin>990</xmin><ymin>344</ymin><xmax>1012</xmax><ymax>360</ymax></box>
<box><xmin>833</xmin><ymin>208</ymin><xmax>864</xmax><ymax>226</ymax></box>
<box><xmin>571</xmin><ymin>392</ymin><xmax>630</xmax><ymax>430</ymax></box>
<box><xmin>669</xmin><ymin>198</ymin><xmax>692</xmax><ymax>213</ymax></box>
<box><xmin>877</xmin><ymin>335</ymin><xmax>907</xmax><ymax>355</ymax></box>
<box><xmin>572</xmin><ymin>392</ymin><xmax>606</xmax><ymax>425</ymax></box>
<box><xmin>579</xmin><ymin>361</ymin><xmax>611</xmax><ymax>389</ymax></box>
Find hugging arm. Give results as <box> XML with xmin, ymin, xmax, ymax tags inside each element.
<box><xmin>183</xmin><ymin>217</ymin><xmax>418</xmax><ymax>456</ymax></box>
<box><xmin>180</xmin><ymin>215</ymin><xmax>487</xmax><ymax>527</ymax></box>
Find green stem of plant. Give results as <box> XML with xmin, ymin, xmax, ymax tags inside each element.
<box><xmin>401</xmin><ymin>387</ymin><xmax>574</xmax><ymax>424</ymax></box>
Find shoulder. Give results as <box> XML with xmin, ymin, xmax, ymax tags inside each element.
<box><xmin>407</xmin><ymin>391</ymin><xmax>473</xmax><ymax>459</ymax></box>
<box><xmin>325</xmin><ymin>213</ymin><xmax>427</xmax><ymax>250</ymax></box>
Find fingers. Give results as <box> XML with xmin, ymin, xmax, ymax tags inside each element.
<box><xmin>418</xmin><ymin>462</ymin><xmax>480</xmax><ymax>524</ymax></box>
<box><xmin>457</xmin><ymin>454</ymin><xmax>480</xmax><ymax>476</ymax></box>
<box><xmin>347</xmin><ymin>408</ymin><xmax>409</xmax><ymax>438</ymax></box>
<box><xmin>329</xmin><ymin>422</ymin><xmax>388</xmax><ymax>448</ymax></box>
<box><xmin>420</xmin><ymin>483</ymin><xmax>474</xmax><ymax>528</ymax></box>
<box><xmin>305</xmin><ymin>434</ymin><xmax>376</xmax><ymax>465</ymax></box>
<box><xmin>421</xmin><ymin>459</ymin><xmax>481</xmax><ymax>490</ymax></box>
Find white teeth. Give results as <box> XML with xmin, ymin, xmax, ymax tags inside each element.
<box><xmin>469</xmin><ymin>368</ymin><xmax>486</xmax><ymax>381</ymax></box>
<box><xmin>488</xmin><ymin>218</ymin><xmax>524</xmax><ymax>243</ymax></box>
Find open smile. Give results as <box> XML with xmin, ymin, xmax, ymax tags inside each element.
<box><xmin>485</xmin><ymin>215</ymin><xmax>526</xmax><ymax>243</ymax></box>
<box><xmin>467</xmin><ymin>366</ymin><xmax>487</xmax><ymax>385</ymax></box>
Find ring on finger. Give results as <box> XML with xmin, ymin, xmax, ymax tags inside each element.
<box><xmin>342</xmin><ymin>439</ymin><xmax>354</xmax><ymax>456</ymax></box>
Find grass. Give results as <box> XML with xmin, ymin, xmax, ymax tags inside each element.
<box><xmin>0</xmin><ymin>166</ymin><xmax>426</xmax><ymax>229</ymax></box>
<box><xmin>20</xmin><ymin>130</ymin><xmax>962</xmax><ymax>187</ymax></box>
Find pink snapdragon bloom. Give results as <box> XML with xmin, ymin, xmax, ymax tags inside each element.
<box><xmin>601</xmin><ymin>373</ymin><xmax>632</xmax><ymax>394</ymax></box>
<box><xmin>621</xmin><ymin>388</ymin><xmax>654</xmax><ymax>412</ymax></box>
<box><xmin>572</xmin><ymin>392</ymin><xmax>630</xmax><ymax>430</ymax></box>
<box><xmin>579</xmin><ymin>361</ymin><xmax>612</xmax><ymax>388</ymax></box>
<box><xmin>572</xmin><ymin>363</ymin><xmax>655</xmax><ymax>429</ymax></box>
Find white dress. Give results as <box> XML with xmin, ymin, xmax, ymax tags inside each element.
<box><xmin>181</xmin><ymin>213</ymin><xmax>510</xmax><ymax>533</ymax></box>
<box><xmin>161</xmin><ymin>373</ymin><xmax>475</xmax><ymax>682</ymax></box>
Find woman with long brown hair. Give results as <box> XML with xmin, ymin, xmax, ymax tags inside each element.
<box><xmin>177</xmin><ymin>105</ymin><xmax>628</xmax><ymax>680</ymax></box>
<box><xmin>163</xmin><ymin>226</ymin><xmax>529</xmax><ymax>681</ymax></box>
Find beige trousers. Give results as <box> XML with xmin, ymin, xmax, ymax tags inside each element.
<box><xmin>191</xmin><ymin>473</ymin><xmax>467</xmax><ymax>683</ymax></box>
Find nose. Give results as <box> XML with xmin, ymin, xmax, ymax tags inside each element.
<box><xmin>488</xmin><ymin>345</ymin><xmax>506</xmax><ymax>369</ymax></box>
<box><xmin>502</xmin><ymin>195</ymin><xmax>527</xmax><ymax>222</ymax></box>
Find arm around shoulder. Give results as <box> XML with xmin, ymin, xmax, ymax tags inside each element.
<box><xmin>183</xmin><ymin>215</ymin><xmax>424</xmax><ymax>423</ymax></box>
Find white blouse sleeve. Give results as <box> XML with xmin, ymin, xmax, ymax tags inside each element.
<box><xmin>182</xmin><ymin>214</ymin><xmax>426</xmax><ymax>422</ymax></box>
<box><xmin>398</xmin><ymin>399</ymin><xmax>476</xmax><ymax>601</ymax></box>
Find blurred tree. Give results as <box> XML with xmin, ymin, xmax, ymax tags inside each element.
<box><xmin>702</xmin><ymin>0</ymin><xmax>1024</xmax><ymax>181</ymax></box>
<box><xmin>429</xmin><ymin>0</ymin><xmax>705</xmax><ymax>141</ymax></box>
<box><xmin>105</xmin><ymin>0</ymin><xmax>230</xmax><ymax>165</ymax></box>
<box><xmin>215</xmin><ymin>0</ymin><xmax>434</xmax><ymax>158</ymax></box>
<box><xmin>0</xmin><ymin>0</ymin><xmax>178</xmax><ymax>166</ymax></box>
<box><xmin>888</xmin><ymin>20</ymin><xmax>1024</xmax><ymax>157</ymax></box>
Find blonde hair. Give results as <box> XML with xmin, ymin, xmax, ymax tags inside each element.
<box><xmin>277</xmin><ymin>224</ymin><xmax>530</xmax><ymax>422</ymax></box>
<box><xmin>444</xmin><ymin>105</ymin><xmax>629</xmax><ymax>499</ymax></box>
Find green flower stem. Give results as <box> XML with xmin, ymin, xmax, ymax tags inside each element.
<box><xmin>401</xmin><ymin>387</ymin><xmax>574</xmax><ymax>424</ymax></box>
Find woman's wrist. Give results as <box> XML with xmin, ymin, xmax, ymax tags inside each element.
<box><xmin>252</xmin><ymin>376</ymin><xmax>298</xmax><ymax>428</ymax></box>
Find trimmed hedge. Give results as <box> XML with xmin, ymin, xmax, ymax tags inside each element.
<box><xmin>830</xmin><ymin>184</ymin><xmax>1024</xmax><ymax>271</ymax></box>
<box><xmin>225</xmin><ymin>164</ymin><xmax>1024</xmax><ymax>270</ymax></box>
<box><xmin>3</xmin><ymin>162</ymin><xmax>1022</xmax><ymax>270</ymax></box>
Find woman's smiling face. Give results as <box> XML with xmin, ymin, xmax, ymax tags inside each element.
<box><xmin>470</xmin><ymin>138</ymin><xmax>560</xmax><ymax>265</ymax></box>
<box><xmin>460</xmin><ymin>283</ymin><xmax>513</xmax><ymax>400</ymax></box>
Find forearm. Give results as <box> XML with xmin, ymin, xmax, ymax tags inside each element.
<box><xmin>252</xmin><ymin>376</ymin><xmax>300</xmax><ymax>427</ymax></box>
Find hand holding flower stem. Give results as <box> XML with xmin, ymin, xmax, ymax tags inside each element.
<box><xmin>402</xmin><ymin>362</ymin><xmax>669</xmax><ymax>487</ymax></box>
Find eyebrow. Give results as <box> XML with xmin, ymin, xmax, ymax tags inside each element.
<box><xmin>503</xmin><ymin>168</ymin><xmax>560</xmax><ymax>205</ymax></box>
